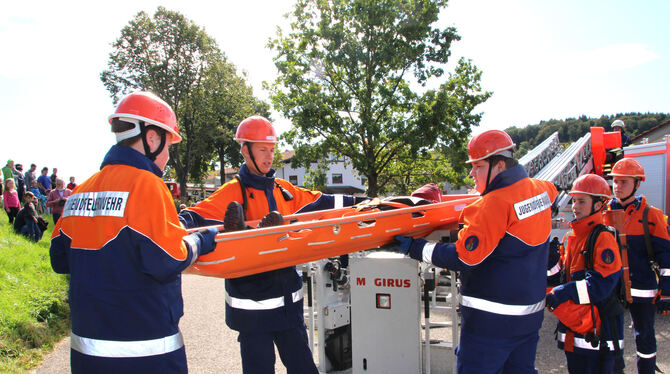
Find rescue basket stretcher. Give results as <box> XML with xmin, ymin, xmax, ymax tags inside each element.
<box><xmin>185</xmin><ymin>194</ymin><xmax>478</xmax><ymax>278</ymax></box>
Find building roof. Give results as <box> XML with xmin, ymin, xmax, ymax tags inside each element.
<box><xmin>631</xmin><ymin>119</ymin><xmax>670</xmax><ymax>143</ymax></box>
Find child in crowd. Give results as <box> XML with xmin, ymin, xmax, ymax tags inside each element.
<box><xmin>29</xmin><ymin>180</ymin><xmax>46</xmax><ymax>213</ymax></box>
<box><xmin>3</xmin><ymin>178</ymin><xmax>21</xmax><ymax>223</ymax></box>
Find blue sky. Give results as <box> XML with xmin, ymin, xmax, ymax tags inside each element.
<box><xmin>1</xmin><ymin>0</ymin><xmax>668</xmax><ymax>183</ymax></box>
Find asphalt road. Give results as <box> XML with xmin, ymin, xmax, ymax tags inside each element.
<box><xmin>32</xmin><ymin>274</ymin><xmax>669</xmax><ymax>373</ymax></box>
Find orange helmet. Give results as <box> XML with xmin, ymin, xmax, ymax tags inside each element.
<box><xmin>569</xmin><ymin>174</ymin><xmax>611</xmax><ymax>199</ymax></box>
<box><xmin>108</xmin><ymin>91</ymin><xmax>181</xmax><ymax>144</ymax></box>
<box><xmin>609</xmin><ymin>158</ymin><xmax>645</xmax><ymax>181</ymax></box>
<box><xmin>234</xmin><ymin>116</ymin><xmax>278</xmax><ymax>144</ymax></box>
<box><xmin>466</xmin><ymin>130</ymin><xmax>515</xmax><ymax>163</ymax></box>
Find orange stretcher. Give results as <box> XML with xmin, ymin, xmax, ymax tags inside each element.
<box><xmin>184</xmin><ymin>194</ymin><xmax>478</xmax><ymax>278</ymax></box>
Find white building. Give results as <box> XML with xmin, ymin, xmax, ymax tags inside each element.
<box><xmin>274</xmin><ymin>151</ymin><xmax>367</xmax><ymax>194</ymax></box>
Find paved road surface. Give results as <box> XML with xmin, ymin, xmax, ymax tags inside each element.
<box><xmin>33</xmin><ymin>274</ymin><xmax>669</xmax><ymax>373</ymax></box>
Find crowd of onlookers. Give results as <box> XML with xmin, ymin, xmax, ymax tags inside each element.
<box><xmin>2</xmin><ymin>159</ymin><xmax>77</xmax><ymax>242</ymax></box>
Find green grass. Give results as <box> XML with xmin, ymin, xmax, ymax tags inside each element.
<box><xmin>0</xmin><ymin>210</ymin><xmax>70</xmax><ymax>373</ymax></box>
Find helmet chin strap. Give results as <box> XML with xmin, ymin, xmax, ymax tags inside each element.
<box><xmin>620</xmin><ymin>179</ymin><xmax>639</xmax><ymax>206</ymax></box>
<box><xmin>140</xmin><ymin>122</ymin><xmax>166</xmax><ymax>162</ymax></box>
<box><xmin>245</xmin><ymin>143</ymin><xmax>264</xmax><ymax>176</ymax></box>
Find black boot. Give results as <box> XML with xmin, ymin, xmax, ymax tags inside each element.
<box><xmin>257</xmin><ymin>211</ymin><xmax>283</xmax><ymax>228</ymax></box>
<box><xmin>223</xmin><ymin>201</ymin><xmax>245</xmax><ymax>232</ymax></box>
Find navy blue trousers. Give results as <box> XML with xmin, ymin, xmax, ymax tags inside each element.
<box><xmin>456</xmin><ymin>331</ymin><xmax>540</xmax><ymax>374</ymax></box>
<box><xmin>71</xmin><ymin>346</ymin><xmax>187</xmax><ymax>374</ymax></box>
<box><xmin>566</xmin><ymin>350</ymin><xmax>614</xmax><ymax>373</ymax></box>
<box><xmin>614</xmin><ymin>302</ymin><xmax>657</xmax><ymax>374</ymax></box>
<box><xmin>237</xmin><ymin>325</ymin><xmax>318</xmax><ymax>374</ymax></box>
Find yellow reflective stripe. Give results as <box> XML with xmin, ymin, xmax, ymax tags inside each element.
<box><xmin>631</xmin><ymin>288</ymin><xmax>658</xmax><ymax>298</ymax></box>
<box><xmin>70</xmin><ymin>331</ymin><xmax>183</xmax><ymax>358</ymax></box>
<box><xmin>558</xmin><ymin>333</ymin><xmax>624</xmax><ymax>351</ymax></box>
<box><xmin>460</xmin><ymin>295</ymin><xmax>545</xmax><ymax>316</ymax></box>
<box><xmin>226</xmin><ymin>288</ymin><xmax>304</xmax><ymax>311</ymax></box>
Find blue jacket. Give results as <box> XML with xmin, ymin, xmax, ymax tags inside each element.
<box><xmin>50</xmin><ymin>146</ymin><xmax>201</xmax><ymax>373</ymax></box>
<box><xmin>407</xmin><ymin>165</ymin><xmax>557</xmax><ymax>338</ymax></box>
<box><xmin>180</xmin><ymin>163</ymin><xmax>355</xmax><ymax>332</ymax></box>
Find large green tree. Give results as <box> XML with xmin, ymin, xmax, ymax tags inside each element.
<box><xmin>268</xmin><ymin>0</ymin><xmax>490</xmax><ymax>196</ymax></box>
<box><xmin>100</xmin><ymin>7</ymin><xmax>262</xmax><ymax>201</ymax></box>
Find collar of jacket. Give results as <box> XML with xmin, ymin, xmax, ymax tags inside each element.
<box><xmin>610</xmin><ymin>195</ymin><xmax>644</xmax><ymax>212</ymax></box>
<box><xmin>100</xmin><ymin>145</ymin><xmax>163</xmax><ymax>178</ymax></box>
<box><xmin>238</xmin><ymin>163</ymin><xmax>277</xmax><ymax>191</ymax></box>
<box><xmin>570</xmin><ymin>210</ymin><xmax>604</xmax><ymax>236</ymax></box>
<box><xmin>481</xmin><ymin>164</ymin><xmax>528</xmax><ymax>196</ymax></box>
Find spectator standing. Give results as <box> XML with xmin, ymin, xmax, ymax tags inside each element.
<box><xmin>15</xmin><ymin>164</ymin><xmax>25</xmax><ymax>204</ymax></box>
<box><xmin>37</xmin><ymin>167</ymin><xmax>51</xmax><ymax>195</ymax></box>
<box><xmin>46</xmin><ymin>178</ymin><xmax>71</xmax><ymax>224</ymax></box>
<box><xmin>67</xmin><ymin>176</ymin><xmax>77</xmax><ymax>191</ymax></box>
<box><xmin>3</xmin><ymin>178</ymin><xmax>21</xmax><ymax>224</ymax></box>
<box><xmin>2</xmin><ymin>159</ymin><xmax>15</xmax><ymax>184</ymax></box>
<box><xmin>24</xmin><ymin>164</ymin><xmax>37</xmax><ymax>190</ymax></box>
<box><xmin>50</xmin><ymin>167</ymin><xmax>58</xmax><ymax>187</ymax></box>
<box><xmin>14</xmin><ymin>191</ymin><xmax>46</xmax><ymax>242</ymax></box>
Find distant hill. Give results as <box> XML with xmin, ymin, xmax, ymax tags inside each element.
<box><xmin>505</xmin><ymin>113</ymin><xmax>670</xmax><ymax>158</ymax></box>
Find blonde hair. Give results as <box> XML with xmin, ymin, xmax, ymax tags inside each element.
<box><xmin>4</xmin><ymin>178</ymin><xmax>15</xmax><ymax>191</ymax></box>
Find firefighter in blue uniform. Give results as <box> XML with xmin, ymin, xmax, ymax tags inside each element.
<box><xmin>609</xmin><ymin>158</ymin><xmax>670</xmax><ymax>374</ymax></box>
<box><xmin>393</xmin><ymin>129</ymin><xmax>557</xmax><ymax>373</ymax></box>
<box><xmin>49</xmin><ymin>92</ymin><xmax>218</xmax><ymax>373</ymax></box>
<box><xmin>179</xmin><ymin>116</ymin><xmax>357</xmax><ymax>374</ymax></box>
<box><xmin>546</xmin><ymin>174</ymin><xmax>624</xmax><ymax>373</ymax></box>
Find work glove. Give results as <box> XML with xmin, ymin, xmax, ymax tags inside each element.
<box><xmin>189</xmin><ymin>227</ymin><xmax>218</xmax><ymax>257</ymax></box>
<box><xmin>391</xmin><ymin>235</ymin><xmax>413</xmax><ymax>255</ymax></box>
<box><xmin>545</xmin><ymin>284</ymin><xmax>570</xmax><ymax>310</ymax></box>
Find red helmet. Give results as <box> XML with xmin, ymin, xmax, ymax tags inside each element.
<box><xmin>569</xmin><ymin>174</ymin><xmax>611</xmax><ymax>199</ymax></box>
<box><xmin>234</xmin><ymin>116</ymin><xmax>278</xmax><ymax>144</ymax></box>
<box><xmin>609</xmin><ymin>158</ymin><xmax>645</xmax><ymax>181</ymax></box>
<box><xmin>108</xmin><ymin>91</ymin><xmax>181</xmax><ymax>144</ymax></box>
<box><xmin>466</xmin><ymin>130</ymin><xmax>515</xmax><ymax>163</ymax></box>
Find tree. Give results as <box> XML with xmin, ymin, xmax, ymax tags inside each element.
<box><xmin>100</xmin><ymin>7</ymin><xmax>263</xmax><ymax>201</ymax></box>
<box><xmin>268</xmin><ymin>0</ymin><xmax>490</xmax><ymax>196</ymax></box>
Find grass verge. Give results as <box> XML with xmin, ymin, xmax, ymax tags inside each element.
<box><xmin>0</xmin><ymin>210</ymin><xmax>70</xmax><ymax>373</ymax></box>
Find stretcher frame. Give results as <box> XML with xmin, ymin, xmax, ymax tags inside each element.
<box><xmin>185</xmin><ymin>195</ymin><xmax>478</xmax><ymax>278</ymax></box>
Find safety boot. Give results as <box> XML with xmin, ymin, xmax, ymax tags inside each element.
<box><xmin>257</xmin><ymin>211</ymin><xmax>284</xmax><ymax>228</ymax></box>
<box><xmin>223</xmin><ymin>201</ymin><xmax>245</xmax><ymax>232</ymax></box>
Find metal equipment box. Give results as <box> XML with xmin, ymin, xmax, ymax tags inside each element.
<box><xmin>350</xmin><ymin>252</ymin><xmax>421</xmax><ymax>374</ymax></box>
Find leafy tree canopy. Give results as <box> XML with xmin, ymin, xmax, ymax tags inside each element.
<box><xmin>101</xmin><ymin>7</ymin><xmax>265</xmax><ymax>201</ymax></box>
<box><xmin>268</xmin><ymin>0</ymin><xmax>491</xmax><ymax>196</ymax></box>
